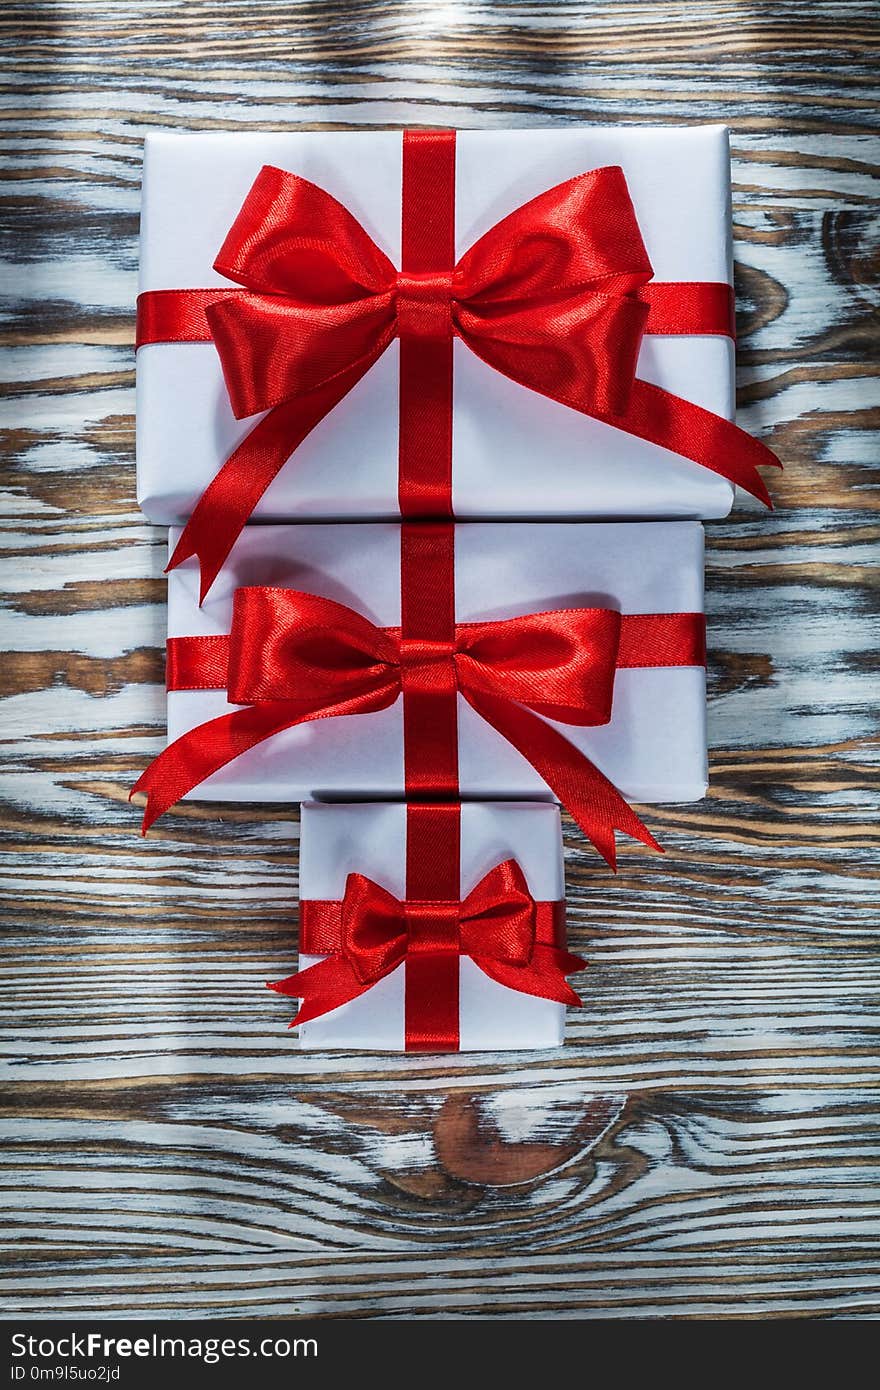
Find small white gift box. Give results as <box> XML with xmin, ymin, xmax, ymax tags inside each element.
<box><xmin>293</xmin><ymin>801</ymin><xmax>570</xmax><ymax>1052</ymax></box>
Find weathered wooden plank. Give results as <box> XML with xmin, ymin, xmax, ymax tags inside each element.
<box><xmin>1</xmin><ymin>1088</ymin><xmax>879</xmax><ymax>1317</ymax></box>
<box><xmin>1</xmin><ymin>0</ymin><xmax>878</xmax><ymax>1320</ymax></box>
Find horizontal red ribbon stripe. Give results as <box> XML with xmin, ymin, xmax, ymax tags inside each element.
<box><xmin>164</xmin><ymin>610</ymin><xmax>707</xmax><ymax>692</ymax></box>
<box><xmin>135</xmin><ymin>278</ymin><xmax>736</xmax><ymax>348</ymax></box>
<box><xmin>136</xmin><ymin>288</ymin><xmax>233</xmax><ymax>345</ymax></box>
<box><xmin>297</xmin><ymin>886</ymin><xmax>565</xmax><ymax>957</ymax></box>
<box><xmin>634</xmin><ymin>280</ymin><xmax>735</xmax><ymax>338</ymax></box>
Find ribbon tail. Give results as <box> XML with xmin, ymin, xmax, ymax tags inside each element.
<box><xmin>609</xmin><ymin>380</ymin><xmax>781</xmax><ymax>507</ymax></box>
<box><xmin>167</xmin><ymin>350</ymin><xmax>386</xmax><ymax>604</ymax></box>
<box><xmin>131</xmin><ymin>682</ymin><xmax>399</xmax><ymax>833</ymax></box>
<box><xmin>474</xmin><ymin>944</ymin><xmax>586</xmax><ymax>1006</ymax></box>
<box><xmin>268</xmin><ymin>955</ymin><xmax>372</xmax><ymax>1026</ymax></box>
<box><xmin>464</xmin><ymin>686</ymin><xmax>660</xmax><ymax>870</ymax></box>
<box><xmin>463</xmin><ymin>335</ymin><xmax>779</xmax><ymax>507</ymax></box>
<box><xmin>130</xmin><ymin>704</ymin><xmax>300</xmax><ymax>833</ymax></box>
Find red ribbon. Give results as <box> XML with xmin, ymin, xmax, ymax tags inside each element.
<box><xmin>403</xmin><ymin>802</ymin><xmax>462</xmax><ymax>1049</ymax></box>
<box><xmin>133</xmin><ymin>582</ymin><xmax>706</xmax><ymax>870</ymax></box>
<box><xmin>137</xmin><ymin>129</ymin><xmax>778</xmax><ymax>601</ymax></box>
<box><xmin>269</xmin><ymin>857</ymin><xmax>584</xmax><ymax>1038</ymax></box>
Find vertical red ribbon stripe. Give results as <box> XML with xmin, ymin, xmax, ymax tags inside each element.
<box><xmin>398</xmin><ymin>133</ymin><xmax>462</xmax><ymax>1052</ymax></box>
<box><xmin>397</xmin><ymin>129</ymin><xmax>456</xmax><ymax>518</ymax></box>
<box><xmin>400</xmin><ymin>524</ymin><xmax>461</xmax><ymax>1050</ymax></box>
<box><xmin>404</xmin><ymin>802</ymin><xmax>462</xmax><ymax>1052</ymax></box>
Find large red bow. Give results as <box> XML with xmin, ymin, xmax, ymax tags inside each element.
<box><xmin>133</xmin><ymin>588</ymin><xmax>705</xmax><ymax>866</ymax></box>
<box><xmin>207</xmin><ymin>163</ymin><xmax>651</xmax><ymax>424</ymax></box>
<box><xmin>139</xmin><ymin>144</ymin><xmax>779</xmax><ymax>601</ymax></box>
<box><xmin>270</xmin><ymin>859</ymin><xmax>585</xmax><ymax>1025</ymax></box>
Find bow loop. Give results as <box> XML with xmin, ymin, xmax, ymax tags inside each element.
<box><xmin>214</xmin><ymin>165</ymin><xmax>397</xmax><ymax>302</ymax></box>
<box><xmin>457</xmin><ymin>167</ymin><xmax>652</xmax><ymax>305</ymax></box>
<box><xmin>206</xmin><ymin>293</ymin><xmax>397</xmax><ymax>419</ymax></box>
<box><xmin>456</xmin><ymin>293</ymin><xmax>649</xmax><ymax>419</ymax></box>
<box><xmin>227</xmin><ymin>587</ymin><xmax>399</xmax><ymax>705</ymax></box>
<box><xmin>459</xmin><ymin>859</ymin><xmax>536</xmax><ymax>966</ymax></box>
<box><xmin>455</xmin><ymin>606</ymin><xmax>622</xmax><ymax>725</ymax></box>
<box><xmin>454</xmin><ymin>166</ymin><xmax>653</xmax><ymax>417</ymax></box>
<box><xmin>340</xmin><ymin>872</ymin><xmax>408</xmax><ymax>983</ymax></box>
<box><xmin>207</xmin><ymin>165</ymin><xmax>399</xmax><ymax>417</ymax></box>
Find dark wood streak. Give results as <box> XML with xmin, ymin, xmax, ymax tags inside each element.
<box><xmin>1</xmin><ymin>0</ymin><xmax>879</xmax><ymax>1320</ymax></box>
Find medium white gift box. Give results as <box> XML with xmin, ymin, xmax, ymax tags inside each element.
<box><xmin>165</xmin><ymin>520</ymin><xmax>707</xmax><ymax>806</ymax></box>
<box><xmin>137</xmin><ymin>126</ymin><xmax>735</xmax><ymax>523</ymax></box>
<box><xmin>294</xmin><ymin>800</ymin><xmax>570</xmax><ymax>1051</ymax></box>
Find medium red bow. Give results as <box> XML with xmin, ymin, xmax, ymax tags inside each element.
<box><xmin>141</xmin><ymin>155</ymin><xmax>779</xmax><ymax>600</ymax></box>
<box><xmin>269</xmin><ymin>859</ymin><xmax>585</xmax><ymax>1025</ymax></box>
<box><xmin>133</xmin><ymin>587</ymin><xmax>704</xmax><ymax>867</ymax></box>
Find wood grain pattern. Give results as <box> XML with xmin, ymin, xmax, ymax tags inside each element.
<box><xmin>1</xmin><ymin>0</ymin><xmax>879</xmax><ymax>1320</ymax></box>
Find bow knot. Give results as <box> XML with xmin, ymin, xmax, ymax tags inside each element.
<box><xmin>402</xmin><ymin>899</ymin><xmax>463</xmax><ymax>957</ymax></box>
<box><xmin>398</xmin><ymin>635</ymin><xmax>458</xmax><ymax>672</ymax></box>
<box><xmin>395</xmin><ymin>270</ymin><xmax>454</xmax><ymax>339</ymax></box>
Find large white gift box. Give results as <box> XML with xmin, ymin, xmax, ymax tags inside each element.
<box><xmin>295</xmin><ymin>800</ymin><xmax>570</xmax><ymax>1051</ymax></box>
<box><xmin>137</xmin><ymin>126</ymin><xmax>735</xmax><ymax>523</ymax></box>
<box><xmin>165</xmin><ymin>520</ymin><xmax>708</xmax><ymax>806</ymax></box>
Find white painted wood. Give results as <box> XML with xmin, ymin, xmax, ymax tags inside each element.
<box><xmin>1</xmin><ymin>0</ymin><xmax>878</xmax><ymax>1320</ymax></box>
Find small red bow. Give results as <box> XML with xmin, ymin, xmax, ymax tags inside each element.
<box><xmin>139</xmin><ymin>146</ymin><xmax>779</xmax><ymax>600</ymax></box>
<box><xmin>134</xmin><ymin>588</ymin><xmax>706</xmax><ymax>865</ymax></box>
<box><xmin>269</xmin><ymin>859</ymin><xmax>585</xmax><ymax>1024</ymax></box>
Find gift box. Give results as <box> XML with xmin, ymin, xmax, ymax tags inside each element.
<box><xmin>145</xmin><ymin>521</ymin><xmax>707</xmax><ymax>853</ymax></box>
<box><xmin>136</xmin><ymin>125</ymin><xmax>762</xmax><ymax>552</ymax></box>
<box><xmin>282</xmin><ymin>800</ymin><xmax>576</xmax><ymax>1051</ymax></box>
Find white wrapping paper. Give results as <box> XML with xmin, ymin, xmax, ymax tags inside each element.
<box><xmin>296</xmin><ymin>800</ymin><xmax>567</xmax><ymax>1051</ymax></box>
<box><xmin>137</xmin><ymin>126</ymin><xmax>735</xmax><ymax>522</ymax></box>
<box><xmin>166</xmin><ymin>520</ymin><xmax>708</xmax><ymax>806</ymax></box>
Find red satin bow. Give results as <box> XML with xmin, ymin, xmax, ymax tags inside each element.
<box><xmin>270</xmin><ymin>859</ymin><xmax>584</xmax><ymax>1026</ymax></box>
<box><xmin>133</xmin><ymin>586</ymin><xmax>706</xmax><ymax>868</ymax></box>
<box><xmin>139</xmin><ymin>136</ymin><xmax>780</xmax><ymax>601</ymax></box>
<box><xmin>205</xmin><ymin>162</ymin><xmax>651</xmax><ymax>422</ymax></box>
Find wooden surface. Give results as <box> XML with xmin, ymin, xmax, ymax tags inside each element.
<box><xmin>2</xmin><ymin>0</ymin><xmax>879</xmax><ymax>1320</ymax></box>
